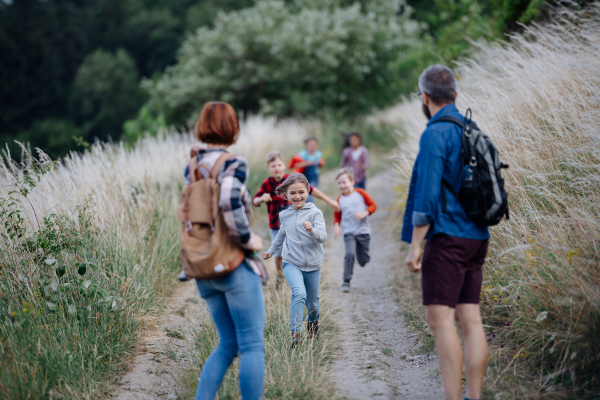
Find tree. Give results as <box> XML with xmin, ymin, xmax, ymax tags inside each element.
<box><xmin>120</xmin><ymin>8</ymin><xmax>182</xmax><ymax>77</ymax></box>
<box><xmin>69</xmin><ymin>49</ymin><xmax>145</xmax><ymax>142</ymax></box>
<box><xmin>145</xmin><ymin>0</ymin><xmax>427</xmax><ymax>125</ymax></box>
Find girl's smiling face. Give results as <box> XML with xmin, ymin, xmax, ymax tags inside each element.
<box><xmin>286</xmin><ymin>182</ymin><xmax>309</xmax><ymax>210</ymax></box>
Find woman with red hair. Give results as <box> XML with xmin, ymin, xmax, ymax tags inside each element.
<box><xmin>184</xmin><ymin>101</ymin><xmax>266</xmax><ymax>400</ymax></box>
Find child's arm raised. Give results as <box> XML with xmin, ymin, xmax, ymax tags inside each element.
<box><xmin>307</xmin><ymin>211</ymin><xmax>327</xmax><ymax>244</ymax></box>
<box><xmin>253</xmin><ymin>181</ymin><xmax>271</xmax><ymax>206</ymax></box>
<box><xmin>311</xmin><ymin>187</ymin><xmax>340</xmax><ymax>212</ymax></box>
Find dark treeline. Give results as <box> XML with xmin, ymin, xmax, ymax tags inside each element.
<box><xmin>0</xmin><ymin>0</ymin><xmax>252</xmax><ymax>159</ymax></box>
<box><xmin>0</xmin><ymin>0</ymin><xmax>583</xmax><ymax>159</ymax></box>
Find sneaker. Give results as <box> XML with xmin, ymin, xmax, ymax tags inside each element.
<box><xmin>307</xmin><ymin>320</ymin><xmax>319</xmax><ymax>339</ymax></box>
<box><xmin>178</xmin><ymin>270</ymin><xmax>189</xmax><ymax>282</ymax></box>
<box><xmin>275</xmin><ymin>275</ymin><xmax>284</xmax><ymax>291</ymax></box>
<box><xmin>291</xmin><ymin>331</ymin><xmax>301</xmax><ymax>348</ymax></box>
<box><xmin>341</xmin><ymin>281</ymin><xmax>350</xmax><ymax>292</ymax></box>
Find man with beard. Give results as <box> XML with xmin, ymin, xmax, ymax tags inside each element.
<box><xmin>402</xmin><ymin>64</ymin><xmax>490</xmax><ymax>400</ymax></box>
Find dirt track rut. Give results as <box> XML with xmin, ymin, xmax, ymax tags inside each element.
<box><xmin>322</xmin><ymin>169</ymin><xmax>443</xmax><ymax>399</ymax></box>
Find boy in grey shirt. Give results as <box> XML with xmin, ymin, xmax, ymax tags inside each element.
<box><xmin>333</xmin><ymin>168</ymin><xmax>377</xmax><ymax>292</ymax></box>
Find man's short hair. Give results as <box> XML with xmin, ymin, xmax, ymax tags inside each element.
<box><xmin>335</xmin><ymin>167</ymin><xmax>355</xmax><ymax>182</ymax></box>
<box><xmin>418</xmin><ymin>65</ymin><xmax>457</xmax><ymax>105</ymax></box>
<box><xmin>266</xmin><ymin>151</ymin><xmax>283</xmax><ymax>164</ymax></box>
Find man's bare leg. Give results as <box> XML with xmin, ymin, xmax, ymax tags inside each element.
<box><xmin>275</xmin><ymin>255</ymin><xmax>284</xmax><ymax>290</ymax></box>
<box><xmin>426</xmin><ymin>305</ymin><xmax>463</xmax><ymax>400</ymax></box>
<box><xmin>456</xmin><ymin>304</ymin><xmax>487</xmax><ymax>399</ymax></box>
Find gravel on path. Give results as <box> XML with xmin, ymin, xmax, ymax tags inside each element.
<box><xmin>322</xmin><ymin>168</ymin><xmax>444</xmax><ymax>400</ymax></box>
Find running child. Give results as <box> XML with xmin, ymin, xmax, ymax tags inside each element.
<box><xmin>340</xmin><ymin>132</ymin><xmax>370</xmax><ymax>189</ymax></box>
<box><xmin>289</xmin><ymin>137</ymin><xmax>325</xmax><ymax>201</ymax></box>
<box><xmin>254</xmin><ymin>151</ymin><xmax>338</xmax><ymax>290</ymax></box>
<box><xmin>333</xmin><ymin>167</ymin><xmax>377</xmax><ymax>292</ymax></box>
<box><xmin>262</xmin><ymin>173</ymin><xmax>327</xmax><ymax>345</ymax></box>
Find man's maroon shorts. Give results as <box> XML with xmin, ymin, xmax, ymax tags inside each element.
<box><xmin>421</xmin><ymin>234</ymin><xmax>489</xmax><ymax>308</ymax></box>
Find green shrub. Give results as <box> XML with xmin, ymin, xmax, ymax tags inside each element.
<box><xmin>145</xmin><ymin>0</ymin><xmax>426</xmax><ymax>125</ymax></box>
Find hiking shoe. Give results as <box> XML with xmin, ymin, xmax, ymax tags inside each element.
<box><xmin>307</xmin><ymin>321</ymin><xmax>319</xmax><ymax>339</ymax></box>
<box><xmin>291</xmin><ymin>331</ymin><xmax>301</xmax><ymax>348</ymax></box>
<box><xmin>341</xmin><ymin>281</ymin><xmax>350</xmax><ymax>292</ymax></box>
<box><xmin>275</xmin><ymin>275</ymin><xmax>284</xmax><ymax>291</ymax></box>
<box><xmin>178</xmin><ymin>270</ymin><xmax>189</xmax><ymax>282</ymax></box>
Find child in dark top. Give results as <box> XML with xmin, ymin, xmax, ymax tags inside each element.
<box><xmin>333</xmin><ymin>168</ymin><xmax>377</xmax><ymax>292</ymax></box>
<box><xmin>254</xmin><ymin>151</ymin><xmax>338</xmax><ymax>289</ymax></box>
<box><xmin>340</xmin><ymin>132</ymin><xmax>370</xmax><ymax>189</ymax></box>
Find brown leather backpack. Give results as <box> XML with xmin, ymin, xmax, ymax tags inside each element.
<box><xmin>175</xmin><ymin>152</ymin><xmax>245</xmax><ymax>279</ymax></box>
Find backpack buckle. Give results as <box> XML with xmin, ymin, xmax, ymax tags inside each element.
<box><xmin>185</xmin><ymin>221</ymin><xmax>193</xmax><ymax>232</ymax></box>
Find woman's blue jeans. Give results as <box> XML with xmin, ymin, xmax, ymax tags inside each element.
<box><xmin>195</xmin><ymin>262</ymin><xmax>265</xmax><ymax>400</ymax></box>
<box><xmin>282</xmin><ymin>262</ymin><xmax>320</xmax><ymax>332</ymax></box>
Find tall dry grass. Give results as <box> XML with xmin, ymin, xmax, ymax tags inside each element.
<box><xmin>390</xmin><ymin>7</ymin><xmax>600</xmax><ymax>399</ymax></box>
<box><xmin>0</xmin><ymin>116</ymin><xmax>309</xmax><ymax>398</ymax></box>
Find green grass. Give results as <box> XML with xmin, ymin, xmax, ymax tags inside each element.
<box><xmin>0</xmin><ymin>181</ymin><xmax>181</xmax><ymax>399</ymax></box>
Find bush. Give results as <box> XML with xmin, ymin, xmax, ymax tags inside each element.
<box><xmin>145</xmin><ymin>0</ymin><xmax>426</xmax><ymax>125</ymax></box>
<box><xmin>121</xmin><ymin>107</ymin><xmax>168</xmax><ymax>145</ymax></box>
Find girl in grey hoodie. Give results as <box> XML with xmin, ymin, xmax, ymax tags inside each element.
<box><xmin>263</xmin><ymin>173</ymin><xmax>327</xmax><ymax>344</ymax></box>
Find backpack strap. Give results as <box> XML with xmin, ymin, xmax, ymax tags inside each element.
<box><xmin>430</xmin><ymin>115</ymin><xmax>465</xmax><ymax>128</ymax></box>
<box><xmin>183</xmin><ymin>152</ymin><xmax>233</xmax><ymax>235</ymax></box>
<box><xmin>210</xmin><ymin>152</ymin><xmax>234</xmax><ymax>180</ymax></box>
<box><xmin>441</xmin><ymin>178</ymin><xmax>458</xmax><ymax>213</ymax></box>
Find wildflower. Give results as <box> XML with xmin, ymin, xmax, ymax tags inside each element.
<box><xmin>11</xmin><ymin>311</ymin><xmax>16</xmax><ymax>317</ymax></box>
<box><xmin>505</xmin><ymin>321</ymin><xmax>510</xmax><ymax>326</ymax></box>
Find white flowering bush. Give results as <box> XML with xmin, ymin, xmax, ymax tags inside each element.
<box><xmin>145</xmin><ymin>0</ymin><xmax>427</xmax><ymax>124</ymax></box>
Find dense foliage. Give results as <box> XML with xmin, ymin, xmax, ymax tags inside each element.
<box><xmin>145</xmin><ymin>0</ymin><xmax>426</xmax><ymax>124</ymax></box>
<box><xmin>1</xmin><ymin>0</ymin><xmax>591</xmax><ymax>159</ymax></box>
<box><xmin>0</xmin><ymin>0</ymin><xmax>252</xmax><ymax>158</ymax></box>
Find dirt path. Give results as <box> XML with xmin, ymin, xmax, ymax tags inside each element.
<box><xmin>322</xmin><ymin>168</ymin><xmax>443</xmax><ymax>399</ymax></box>
<box><xmin>109</xmin><ymin>280</ymin><xmax>204</xmax><ymax>399</ymax></box>
<box><xmin>109</xmin><ymin>166</ymin><xmax>442</xmax><ymax>400</ymax></box>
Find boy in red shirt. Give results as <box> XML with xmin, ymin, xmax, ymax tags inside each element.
<box><xmin>254</xmin><ymin>151</ymin><xmax>339</xmax><ymax>289</ymax></box>
<box><xmin>333</xmin><ymin>168</ymin><xmax>377</xmax><ymax>292</ymax></box>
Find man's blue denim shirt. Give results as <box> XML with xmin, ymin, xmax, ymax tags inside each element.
<box><xmin>401</xmin><ymin>104</ymin><xmax>490</xmax><ymax>243</ymax></box>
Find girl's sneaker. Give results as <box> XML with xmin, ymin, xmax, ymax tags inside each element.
<box><xmin>307</xmin><ymin>321</ymin><xmax>319</xmax><ymax>339</ymax></box>
<box><xmin>341</xmin><ymin>281</ymin><xmax>350</xmax><ymax>292</ymax></box>
<box><xmin>178</xmin><ymin>270</ymin><xmax>189</xmax><ymax>282</ymax></box>
<box><xmin>291</xmin><ymin>331</ymin><xmax>301</xmax><ymax>348</ymax></box>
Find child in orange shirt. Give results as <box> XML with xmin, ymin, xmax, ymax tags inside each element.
<box><xmin>333</xmin><ymin>168</ymin><xmax>377</xmax><ymax>292</ymax></box>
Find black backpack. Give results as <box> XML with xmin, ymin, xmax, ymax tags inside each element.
<box><xmin>430</xmin><ymin>108</ymin><xmax>509</xmax><ymax>227</ymax></box>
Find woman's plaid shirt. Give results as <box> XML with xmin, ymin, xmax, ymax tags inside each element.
<box><xmin>184</xmin><ymin>149</ymin><xmax>253</xmax><ymax>247</ymax></box>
